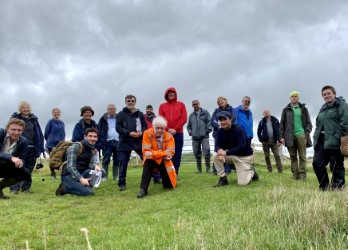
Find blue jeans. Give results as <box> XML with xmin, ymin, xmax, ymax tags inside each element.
<box><xmin>10</xmin><ymin>147</ymin><xmax>36</xmax><ymax>192</ymax></box>
<box><xmin>102</xmin><ymin>140</ymin><xmax>120</xmax><ymax>180</ymax></box>
<box><xmin>61</xmin><ymin>169</ymin><xmax>94</xmax><ymax>196</ymax></box>
<box><xmin>118</xmin><ymin>149</ymin><xmax>143</xmax><ymax>187</ymax></box>
<box><xmin>172</xmin><ymin>133</ymin><xmax>184</xmax><ymax>174</ymax></box>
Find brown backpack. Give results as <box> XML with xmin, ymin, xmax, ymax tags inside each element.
<box><xmin>49</xmin><ymin>141</ymin><xmax>83</xmax><ymax>170</ymax></box>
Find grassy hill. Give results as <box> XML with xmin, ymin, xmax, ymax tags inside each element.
<box><xmin>1</xmin><ymin>152</ymin><xmax>347</xmax><ymax>249</ymax></box>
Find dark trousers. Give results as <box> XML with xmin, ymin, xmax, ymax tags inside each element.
<box><xmin>172</xmin><ymin>133</ymin><xmax>184</xmax><ymax>174</ymax></box>
<box><xmin>140</xmin><ymin>160</ymin><xmax>173</xmax><ymax>190</ymax></box>
<box><xmin>118</xmin><ymin>149</ymin><xmax>143</xmax><ymax>187</ymax></box>
<box><xmin>312</xmin><ymin>142</ymin><xmax>345</xmax><ymax>190</ymax></box>
<box><xmin>102</xmin><ymin>140</ymin><xmax>120</xmax><ymax>180</ymax></box>
<box><xmin>10</xmin><ymin>147</ymin><xmax>36</xmax><ymax>192</ymax></box>
<box><xmin>0</xmin><ymin>162</ymin><xmax>31</xmax><ymax>183</ymax></box>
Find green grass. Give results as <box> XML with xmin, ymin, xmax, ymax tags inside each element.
<box><xmin>1</xmin><ymin>153</ymin><xmax>347</xmax><ymax>249</ymax></box>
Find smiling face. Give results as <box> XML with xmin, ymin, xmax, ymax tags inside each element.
<box><xmin>20</xmin><ymin>104</ymin><xmax>31</xmax><ymax>117</ymax></box>
<box><xmin>82</xmin><ymin>110</ymin><xmax>93</xmax><ymax>123</ymax></box>
<box><xmin>217</xmin><ymin>98</ymin><xmax>227</xmax><ymax>109</ymax></box>
<box><xmin>52</xmin><ymin>109</ymin><xmax>61</xmax><ymax>119</ymax></box>
<box><xmin>218</xmin><ymin>116</ymin><xmax>232</xmax><ymax>130</ymax></box>
<box><xmin>7</xmin><ymin>124</ymin><xmax>24</xmax><ymax>141</ymax></box>
<box><xmin>154</xmin><ymin>125</ymin><xmax>165</xmax><ymax>137</ymax></box>
<box><xmin>84</xmin><ymin>131</ymin><xmax>98</xmax><ymax>145</ymax></box>
<box><xmin>167</xmin><ymin>91</ymin><xmax>176</xmax><ymax>101</ymax></box>
<box><xmin>322</xmin><ymin>88</ymin><xmax>336</xmax><ymax>104</ymax></box>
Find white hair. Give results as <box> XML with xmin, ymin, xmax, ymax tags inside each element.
<box><xmin>152</xmin><ymin>116</ymin><xmax>167</xmax><ymax>128</ymax></box>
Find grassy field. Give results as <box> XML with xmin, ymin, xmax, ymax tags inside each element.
<box><xmin>1</xmin><ymin>152</ymin><xmax>347</xmax><ymax>250</ymax></box>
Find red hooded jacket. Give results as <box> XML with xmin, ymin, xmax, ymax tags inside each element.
<box><xmin>158</xmin><ymin>87</ymin><xmax>187</xmax><ymax>133</ymax></box>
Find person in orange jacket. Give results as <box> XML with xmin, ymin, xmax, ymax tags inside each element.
<box><xmin>158</xmin><ymin>87</ymin><xmax>187</xmax><ymax>177</ymax></box>
<box><xmin>137</xmin><ymin>116</ymin><xmax>176</xmax><ymax>198</ymax></box>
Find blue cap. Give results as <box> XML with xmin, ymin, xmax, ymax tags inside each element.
<box><xmin>217</xmin><ymin>111</ymin><xmax>232</xmax><ymax>119</ymax></box>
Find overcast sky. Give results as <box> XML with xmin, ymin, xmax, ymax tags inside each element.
<box><xmin>1</xmin><ymin>0</ymin><xmax>348</xmax><ymax>143</ymax></box>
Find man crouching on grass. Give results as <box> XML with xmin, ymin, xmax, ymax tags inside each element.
<box><xmin>213</xmin><ymin>111</ymin><xmax>254</xmax><ymax>187</ymax></box>
<box><xmin>56</xmin><ymin>128</ymin><xmax>104</xmax><ymax>196</ymax></box>
<box><xmin>0</xmin><ymin>118</ymin><xmax>30</xmax><ymax>199</ymax></box>
<box><xmin>137</xmin><ymin>116</ymin><xmax>177</xmax><ymax>198</ymax></box>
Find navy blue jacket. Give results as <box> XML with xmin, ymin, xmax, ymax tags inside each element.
<box><xmin>72</xmin><ymin>119</ymin><xmax>105</xmax><ymax>151</ymax></box>
<box><xmin>44</xmin><ymin>119</ymin><xmax>65</xmax><ymax>149</ymax></box>
<box><xmin>0</xmin><ymin>128</ymin><xmax>28</xmax><ymax>166</ymax></box>
<box><xmin>215</xmin><ymin>124</ymin><xmax>253</xmax><ymax>156</ymax></box>
<box><xmin>257</xmin><ymin>116</ymin><xmax>280</xmax><ymax>143</ymax></box>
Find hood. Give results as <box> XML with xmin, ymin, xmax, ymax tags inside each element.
<box><xmin>320</xmin><ymin>96</ymin><xmax>345</xmax><ymax>112</ymax></box>
<box><xmin>164</xmin><ymin>87</ymin><xmax>177</xmax><ymax>102</ymax></box>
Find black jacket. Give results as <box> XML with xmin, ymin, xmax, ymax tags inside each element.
<box><xmin>116</xmin><ymin>107</ymin><xmax>147</xmax><ymax>151</ymax></box>
<box><xmin>0</xmin><ymin>128</ymin><xmax>28</xmax><ymax>166</ymax></box>
<box><xmin>257</xmin><ymin>116</ymin><xmax>280</xmax><ymax>143</ymax></box>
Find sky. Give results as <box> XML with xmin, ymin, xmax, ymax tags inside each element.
<box><xmin>1</xmin><ymin>0</ymin><xmax>348</xmax><ymax>143</ymax></box>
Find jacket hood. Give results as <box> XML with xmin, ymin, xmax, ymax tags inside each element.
<box><xmin>320</xmin><ymin>96</ymin><xmax>345</xmax><ymax>111</ymax></box>
<box><xmin>286</xmin><ymin>102</ymin><xmax>306</xmax><ymax>109</ymax></box>
<box><xmin>164</xmin><ymin>87</ymin><xmax>177</xmax><ymax>102</ymax></box>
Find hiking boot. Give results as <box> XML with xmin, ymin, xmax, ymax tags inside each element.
<box><xmin>55</xmin><ymin>183</ymin><xmax>66</xmax><ymax>196</ymax></box>
<box><xmin>214</xmin><ymin>176</ymin><xmax>229</xmax><ymax>187</ymax></box>
<box><xmin>137</xmin><ymin>188</ymin><xmax>148</xmax><ymax>198</ymax></box>
<box><xmin>119</xmin><ymin>185</ymin><xmax>126</xmax><ymax>191</ymax></box>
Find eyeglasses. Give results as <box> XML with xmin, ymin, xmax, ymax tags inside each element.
<box><xmin>192</xmin><ymin>103</ymin><xmax>199</xmax><ymax>106</ymax></box>
<box><xmin>244</xmin><ymin>100</ymin><xmax>250</xmax><ymax>103</ymax></box>
<box><xmin>155</xmin><ymin>127</ymin><xmax>165</xmax><ymax>130</ymax></box>
<box><xmin>126</xmin><ymin>100</ymin><xmax>135</xmax><ymax>103</ymax></box>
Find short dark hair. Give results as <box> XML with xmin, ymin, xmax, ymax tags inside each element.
<box><xmin>84</xmin><ymin>128</ymin><xmax>99</xmax><ymax>136</ymax></box>
<box><xmin>125</xmin><ymin>95</ymin><xmax>136</xmax><ymax>102</ymax></box>
<box><xmin>322</xmin><ymin>85</ymin><xmax>336</xmax><ymax>96</ymax></box>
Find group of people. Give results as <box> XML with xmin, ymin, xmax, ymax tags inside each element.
<box><xmin>1</xmin><ymin>85</ymin><xmax>347</xmax><ymax>200</ymax></box>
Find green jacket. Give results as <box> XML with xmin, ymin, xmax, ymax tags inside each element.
<box><xmin>313</xmin><ymin>97</ymin><xmax>348</xmax><ymax>149</ymax></box>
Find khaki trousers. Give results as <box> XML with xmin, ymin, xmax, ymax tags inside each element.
<box><xmin>213</xmin><ymin>152</ymin><xmax>254</xmax><ymax>185</ymax></box>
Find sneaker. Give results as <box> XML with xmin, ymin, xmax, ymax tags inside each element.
<box><xmin>119</xmin><ymin>185</ymin><xmax>126</xmax><ymax>191</ymax></box>
<box><xmin>137</xmin><ymin>189</ymin><xmax>148</xmax><ymax>198</ymax></box>
<box><xmin>55</xmin><ymin>184</ymin><xmax>66</xmax><ymax>196</ymax></box>
<box><xmin>214</xmin><ymin>176</ymin><xmax>229</xmax><ymax>187</ymax></box>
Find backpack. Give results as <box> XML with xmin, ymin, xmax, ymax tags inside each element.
<box><xmin>49</xmin><ymin>141</ymin><xmax>83</xmax><ymax>170</ymax></box>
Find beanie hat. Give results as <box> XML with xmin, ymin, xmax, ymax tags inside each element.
<box><xmin>80</xmin><ymin>106</ymin><xmax>94</xmax><ymax>116</ymax></box>
<box><xmin>289</xmin><ymin>91</ymin><xmax>300</xmax><ymax>98</ymax></box>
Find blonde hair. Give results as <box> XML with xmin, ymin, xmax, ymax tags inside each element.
<box><xmin>217</xmin><ymin>96</ymin><xmax>227</xmax><ymax>105</ymax></box>
<box><xmin>18</xmin><ymin>101</ymin><xmax>32</xmax><ymax>114</ymax></box>
<box><xmin>6</xmin><ymin>118</ymin><xmax>25</xmax><ymax>129</ymax></box>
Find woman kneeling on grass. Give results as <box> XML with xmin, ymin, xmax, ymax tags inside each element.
<box><xmin>312</xmin><ymin>85</ymin><xmax>348</xmax><ymax>191</ymax></box>
<box><xmin>137</xmin><ymin>116</ymin><xmax>176</xmax><ymax>198</ymax></box>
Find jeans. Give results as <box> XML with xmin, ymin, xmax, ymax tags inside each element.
<box><xmin>172</xmin><ymin>133</ymin><xmax>184</xmax><ymax>174</ymax></box>
<box><xmin>287</xmin><ymin>133</ymin><xmax>307</xmax><ymax>179</ymax></box>
<box><xmin>312</xmin><ymin>142</ymin><xmax>345</xmax><ymax>190</ymax></box>
<box><xmin>62</xmin><ymin>169</ymin><xmax>94</xmax><ymax>196</ymax></box>
<box><xmin>102</xmin><ymin>140</ymin><xmax>120</xmax><ymax>180</ymax></box>
<box><xmin>118</xmin><ymin>149</ymin><xmax>143</xmax><ymax>187</ymax></box>
<box><xmin>10</xmin><ymin>147</ymin><xmax>36</xmax><ymax>192</ymax></box>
